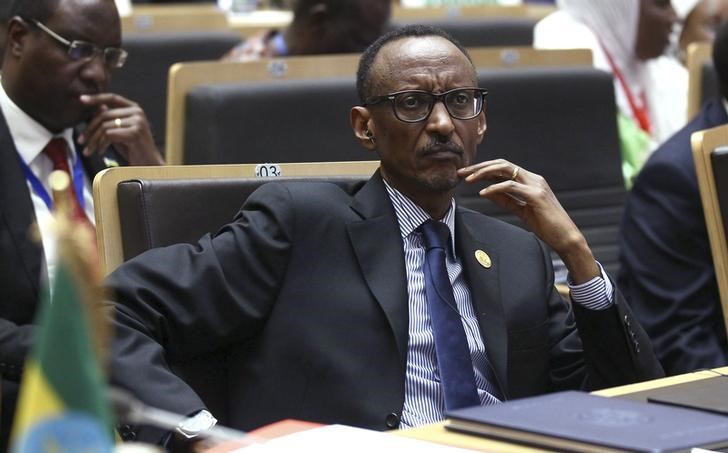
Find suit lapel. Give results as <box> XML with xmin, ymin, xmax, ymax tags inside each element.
<box><xmin>455</xmin><ymin>209</ymin><xmax>510</xmax><ymax>397</ymax></box>
<box><xmin>347</xmin><ymin>172</ymin><xmax>410</xmax><ymax>361</ymax></box>
<box><xmin>0</xmin><ymin>114</ymin><xmax>42</xmax><ymax>299</ymax></box>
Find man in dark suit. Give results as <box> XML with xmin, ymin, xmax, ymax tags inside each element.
<box><xmin>0</xmin><ymin>0</ymin><xmax>163</xmax><ymax>448</ymax></box>
<box><xmin>618</xmin><ymin>21</ymin><xmax>728</xmax><ymax>375</ymax></box>
<box><xmin>108</xmin><ymin>25</ymin><xmax>663</xmax><ymax>445</ymax></box>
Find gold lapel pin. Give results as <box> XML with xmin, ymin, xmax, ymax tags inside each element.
<box><xmin>475</xmin><ymin>250</ymin><xmax>492</xmax><ymax>269</ymax></box>
<box><xmin>103</xmin><ymin>157</ymin><xmax>120</xmax><ymax>168</ymax></box>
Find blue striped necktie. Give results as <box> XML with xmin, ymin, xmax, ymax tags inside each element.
<box><xmin>419</xmin><ymin>219</ymin><xmax>480</xmax><ymax>411</ymax></box>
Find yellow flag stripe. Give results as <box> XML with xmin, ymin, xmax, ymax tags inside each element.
<box><xmin>10</xmin><ymin>360</ymin><xmax>64</xmax><ymax>440</ymax></box>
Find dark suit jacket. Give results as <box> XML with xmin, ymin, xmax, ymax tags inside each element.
<box><xmin>108</xmin><ymin>171</ymin><xmax>662</xmax><ymax>443</ymax></box>
<box><xmin>0</xmin><ymin>111</ymin><xmax>119</xmax><ymax>451</ymax></box>
<box><xmin>618</xmin><ymin>97</ymin><xmax>728</xmax><ymax>375</ymax></box>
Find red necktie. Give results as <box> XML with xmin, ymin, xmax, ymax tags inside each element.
<box><xmin>42</xmin><ymin>138</ymin><xmax>90</xmax><ymax>224</ymax></box>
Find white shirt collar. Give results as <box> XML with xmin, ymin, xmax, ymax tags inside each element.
<box><xmin>382</xmin><ymin>177</ymin><xmax>458</xmax><ymax>257</ymax></box>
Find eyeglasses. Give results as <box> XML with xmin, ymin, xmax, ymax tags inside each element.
<box><xmin>31</xmin><ymin>19</ymin><xmax>128</xmax><ymax>69</ymax></box>
<box><xmin>364</xmin><ymin>87</ymin><xmax>487</xmax><ymax>123</ymax></box>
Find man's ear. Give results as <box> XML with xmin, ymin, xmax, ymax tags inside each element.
<box><xmin>475</xmin><ymin>110</ymin><xmax>487</xmax><ymax>145</ymax></box>
<box><xmin>351</xmin><ymin>106</ymin><xmax>377</xmax><ymax>150</ymax></box>
<box><xmin>6</xmin><ymin>16</ymin><xmax>31</xmax><ymax>58</ymax></box>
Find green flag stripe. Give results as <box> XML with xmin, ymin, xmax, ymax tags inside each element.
<box><xmin>35</xmin><ymin>264</ymin><xmax>112</xmax><ymax>430</ymax></box>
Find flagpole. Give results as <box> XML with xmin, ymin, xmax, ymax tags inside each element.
<box><xmin>49</xmin><ymin>170</ymin><xmax>110</xmax><ymax>370</ymax></box>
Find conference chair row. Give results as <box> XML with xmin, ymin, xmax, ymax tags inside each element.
<box><xmin>113</xmin><ymin>17</ymin><xmax>540</xmax><ymax>151</ymax></box>
<box><xmin>121</xmin><ymin>2</ymin><xmax>554</xmax><ymax>34</ymax></box>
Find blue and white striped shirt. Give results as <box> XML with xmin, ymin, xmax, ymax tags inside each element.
<box><xmin>382</xmin><ymin>181</ymin><xmax>613</xmax><ymax>428</ymax></box>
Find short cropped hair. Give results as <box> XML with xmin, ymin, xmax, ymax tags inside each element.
<box><xmin>356</xmin><ymin>24</ymin><xmax>474</xmax><ymax>103</ymax></box>
<box><xmin>714</xmin><ymin>20</ymin><xmax>728</xmax><ymax>101</ymax></box>
<box><xmin>9</xmin><ymin>0</ymin><xmax>59</xmax><ymax>22</ymax></box>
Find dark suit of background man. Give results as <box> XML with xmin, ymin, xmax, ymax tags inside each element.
<box><xmin>0</xmin><ymin>0</ymin><xmax>164</xmax><ymax>449</ymax></box>
<box><xmin>108</xmin><ymin>25</ymin><xmax>663</xmax><ymax>445</ymax></box>
<box><xmin>618</xmin><ymin>20</ymin><xmax>728</xmax><ymax>375</ymax></box>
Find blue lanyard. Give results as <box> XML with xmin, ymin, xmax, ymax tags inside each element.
<box><xmin>17</xmin><ymin>148</ymin><xmax>86</xmax><ymax>212</ymax></box>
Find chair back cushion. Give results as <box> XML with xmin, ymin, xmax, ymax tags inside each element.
<box><xmin>457</xmin><ymin>67</ymin><xmax>624</xmax><ymax>277</ymax></box>
<box><xmin>110</xmin><ymin>31</ymin><xmax>242</xmax><ymax>149</ymax></box>
<box><xmin>184</xmin><ymin>77</ymin><xmax>365</xmax><ymax>164</ymax></box>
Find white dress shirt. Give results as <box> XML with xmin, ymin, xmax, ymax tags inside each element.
<box><xmin>0</xmin><ymin>83</ymin><xmax>95</xmax><ymax>288</ymax></box>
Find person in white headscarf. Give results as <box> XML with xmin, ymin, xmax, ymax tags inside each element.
<box><xmin>534</xmin><ymin>0</ymin><xmax>678</xmax><ymax>185</ymax></box>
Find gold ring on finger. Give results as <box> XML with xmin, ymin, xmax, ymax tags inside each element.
<box><xmin>511</xmin><ymin>166</ymin><xmax>520</xmax><ymax>181</ymax></box>
<box><xmin>114</xmin><ymin>118</ymin><xmax>122</xmax><ymax>128</ymax></box>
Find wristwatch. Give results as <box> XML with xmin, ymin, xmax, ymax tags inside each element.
<box><xmin>176</xmin><ymin>410</ymin><xmax>218</xmax><ymax>439</ymax></box>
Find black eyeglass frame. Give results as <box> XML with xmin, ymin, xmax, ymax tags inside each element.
<box><xmin>363</xmin><ymin>87</ymin><xmax>488</xmax><ymax>123</ymax></box>
<box><xmin>29</xmin><ymin>19</ymin><xmax>128</xmax><ymax>69</ymax></box>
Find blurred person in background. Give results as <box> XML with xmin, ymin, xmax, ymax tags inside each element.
<box><xmin>534</xmin><ymin>0</ymin><xmax>678</xmax><ymax>185</ymax></box>
<box><xmin>222</xmin><ymin>0</ymin><xmax>391</xmax><ymax>61</ymax></box>
<box><xmin>673</xmin><ymin>0</ymin><xmax>728</xmax><ymax>62</ymax></box>
<box><xmin>617</xmin><ymin>20</ymin><xmax>728</xmax><ymax>376</ymax></box>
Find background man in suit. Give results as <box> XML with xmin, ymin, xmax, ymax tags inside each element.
<box><xmin>618</xmin><ymin>21</ymin><xmax>728</xmax><ymax>375</ymax></box>
<box><xmin>108</xmin><ymin>25</ymin><xmax>663</xmax><ymax>445</ymax></box>
<box><xmin>0</xmin><ymin>0</ymin><xmax>163</xmax><ymax>448</ymax></box>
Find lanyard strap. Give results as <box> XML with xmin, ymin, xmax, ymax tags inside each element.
<box><xmin>17</xmin><ymin>149</ymin><xmax>86</xmax><ymax>212</ymax></box>
<box><xmin>602</xmin><ymin>46</ymin><xmax>652</xmax><ymax>134</ymax></box>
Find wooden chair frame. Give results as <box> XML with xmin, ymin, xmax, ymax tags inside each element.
<box><xmin>121</xmin><ymin>3</ymin><xmax>553</xmax><ymax>35</ymax></box>
<box><xmin>687</xmin><ymin>41</ymin><xmax>713</xmax><ymax>121</ymax></box>
<box><xmin>164</xmin><ymin>47</ymin><xmax>591</xmax><ymax>164</ymax></box>
<box><xmin>122</xmin><ymin>4</ymin><xmax>292</xmax><ymax>37</ymax></box>
<box><xmin>122</xmin><ymin>4</ymin><xmax>229</xmax><ymax>33</ymax></box>
<box><xmin>692</xmin><ymin>123</ymin><xmax>728</xmax><ymax>336</ymax></box>
<box><xmin>93</xmin><ymin>160</ymin><xmax>380</xmax><ymax>275</ymax></box>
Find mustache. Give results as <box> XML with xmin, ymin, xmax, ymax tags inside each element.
<box><xmin>420</xmin><ymin>138</ymin><xmax>465</xmax><ymax>156</ymax></box>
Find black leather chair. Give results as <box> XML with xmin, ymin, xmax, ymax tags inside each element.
<box><xmin>94</xmin><ymin>163</ymin><xmax>378</xmax><ymax>422</ymax></box>
<box><xmin>117</xmin><ymin>175</ymin><xmax>365</xmax><ymax>261</ymax></box>
<box><xmin>116</xmin><ymin>175</ymin><xmax>368</xmax><ymax>421</ymax></box>
<box><xmin>459</xmin><ymin>67</ymin><xmax>624</xmax><ymax>278</ymax></box>
<box><xmin>183</xmin><ymin>77</ymin><xmax>364</xmax><ymax>165</ymax></box>
<box><xmin>110</xmin><ymin>31</ymin><xmax>242</xmax><ymax>151</ymax></box>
